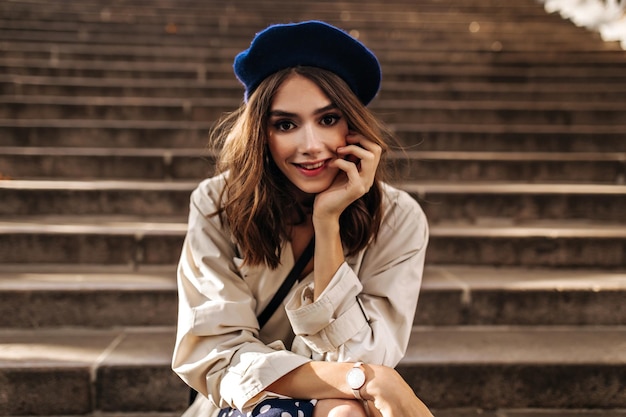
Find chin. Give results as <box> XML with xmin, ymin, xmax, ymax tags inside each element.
<box><xmin>292</xmin><ymin>179</ymin><xmax>333</xmax><ymax>195</ymax></box>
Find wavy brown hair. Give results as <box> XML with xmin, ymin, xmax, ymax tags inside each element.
<box><xmin>210</xmin><ymin>66</ymin><xmax>394</xmax><ymax>268</ymax></box>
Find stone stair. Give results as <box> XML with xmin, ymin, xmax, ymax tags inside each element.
<box><xmin>0</xmin><ymin>0</ymin><xmax>625</xmax><ymax>416</ymax></box>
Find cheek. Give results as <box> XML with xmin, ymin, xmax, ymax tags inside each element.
<box><xmin>267</xmin><ymin>135</ymin><xmax>289</xmax><ymax>163</ymax></box>
<box><xmin>317</xmin><ymin>121</ymin><xmax>349</xmax><ymax>149</ymax></box>
<box><xmin>333</xmin><ymin>120</ymin><xmax>350</xmax><ymax>146</ymax></box>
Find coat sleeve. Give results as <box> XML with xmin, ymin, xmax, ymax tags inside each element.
<box><xmin>171</xmin><ymin>180</ymin><xmax>310</xmax><ymax>411</ymax></box>
<box><xmin>285</xmin><ymin>187</ymin><xmax>429</xmax><ymax>367</ymax></box>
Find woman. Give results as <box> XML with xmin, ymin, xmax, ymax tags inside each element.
<box><xmin>172</xmin><ymin>21</ymin><xmax>431</xmax><ymax>417</ymax></box>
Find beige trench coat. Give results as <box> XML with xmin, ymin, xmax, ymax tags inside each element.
<box><xmin>172</xmin><ymin>173</ymin><xmax>429</xmax><ymax>417</ymax></box>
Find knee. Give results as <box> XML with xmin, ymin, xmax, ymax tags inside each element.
<box><xmin>327</xmin><ymin>401</ymin><xmax>367</xmax><ymax>417</ymax></box>
<box><xmin>314</xmin><ymin>399</ymin><xmax>367</xmax><ymax>417</ymax></box>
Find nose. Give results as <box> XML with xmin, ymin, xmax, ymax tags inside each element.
<box><xmin>300</xmin><ymin>123</ymin><xmax>323</xmax><ymax>154</ymax></box>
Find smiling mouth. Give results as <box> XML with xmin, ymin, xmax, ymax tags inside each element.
<box><xmin>295</xmin><ymin>160</ymin><xmax>326</xmax><ymax>170</ymax></box>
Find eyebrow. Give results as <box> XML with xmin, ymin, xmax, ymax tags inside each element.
<box><xmin>268</xmin><ymin>103</ymin><xmax>338</xmax><ymax>118</ymax></box>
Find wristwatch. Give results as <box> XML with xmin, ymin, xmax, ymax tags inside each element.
<box><xmin>346</xmin><ymin>361</ymin><xmax>366</xmax><ymax>400</ymax></box>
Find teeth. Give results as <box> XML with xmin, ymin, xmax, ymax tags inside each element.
<box><xmin>301</xmin><ymin>161</ymin><xmax>324</xmax><ymax>170</ymax></box>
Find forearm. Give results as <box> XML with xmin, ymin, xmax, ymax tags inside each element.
<box><xmin>312</xmin><ymin>216</ymin><xmax>344</xmax><ymax>300</ymax></box>
<box><xmin>266</xmin><ymin>361</ymin><xmax>420</xmax><ymax>412</ymax></box>
<box><xmin>266</xmin><ymin>361</ymin><xmax>357</xmax><ymax>400</ymax></box>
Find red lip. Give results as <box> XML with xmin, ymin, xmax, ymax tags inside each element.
<box><xmin>293</xmin><ymin>159</ymin><xmax>329</xmax><ymax>177</ymax></box>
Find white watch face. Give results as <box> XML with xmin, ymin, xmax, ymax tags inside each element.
<box><xmin>346</xmin><ymin>367</ymin><xmax>366</xmax><ymax>390</ymax></box>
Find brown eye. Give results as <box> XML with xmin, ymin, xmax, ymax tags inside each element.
<box><xmin>274</xmin><ymin>120</ymin><xmax>296</xmax><ymax>131</ymax></box>
<box><xmin>320</xmin><ymin>114</ymin><xmax>341</xmax><ymax>126</ymax></box>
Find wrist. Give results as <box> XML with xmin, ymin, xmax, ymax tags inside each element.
<box><xmin>312</xmin><ymin>215</ymin><xmax>341</xmax><ymax>244</ymax></box>
<box><xmin>346</xmin><ymin>362</ymin><xmax>367</xmax><ymax>400</ymax></box>
<box><xmin>346</xmin><ymin>362</ymin><xmax>378</xmax><ymax>402</ymax></box>
<box><xmin>359</xmin><ymin>363</ymin><xmax>377</xmax><ymax>401</ymax></box>
<box><xmin>312</xmin><ymin>212</ymin><xmax>340</xmax><ymax>231</ymax></box>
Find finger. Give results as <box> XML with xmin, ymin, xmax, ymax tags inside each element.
<box><xmin>336</xmin><ymin>145</ymin><xmax>379</xmax><ymax>184</ymax></box>
<box><xmin>345</xmin><ymin>133</ymin><xmax>382</xmax><ymax>156</ymax></box>
<box><xmin>338</xmin><ymin>141</ymin><xmax>382</xmax><ymax>169</ymax></box>
<box><xmin>330</xmin><ymin>158</ymin><xmax>366</xmax><ymax>188</ymax></box>
<box><xmin>330</xmin><ymin>158</ymin><xmax>361</xmax><ymax>177</ymax></box>
<box><xmin>330</xmin><ymin>159</ymin><xmax>372</xmax><ymax>195</ymax></box>
<box><xmin>336</xmin><ymin>143</ymin><xmax>381</xmax><ymax>167</ymax></box>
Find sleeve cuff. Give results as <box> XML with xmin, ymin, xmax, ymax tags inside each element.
<box><xmin>219</xmin><ymin>347</ymin><xmax>311</xmax><ymax>411</ymax></box>
<box><xmin>285</xmin><ymin>263</ymin><xmax>369</xmax><ymax>353</ymax></box>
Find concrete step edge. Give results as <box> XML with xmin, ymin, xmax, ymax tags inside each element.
<box><xmin>1</xmin><ymin>263</ymin><xmax>623</xmax><ymax>292</ymax></box>
<box><xmin>5</xmin><ymin>39</ymin><xmax>617</xmax><ymax>55</ymax></box>
<box><xmin>1</xmin><ymin>217</ymin><xmax>625</xmax><ymax>238</ymax></box>
<box><xmin>0</xmin><ymin>118</ymin><xmax>213</xmax><ymax>128</ymax></box>
<box><xmin>0</xmin><ymin>216</ymin><xmax>187</xmax><ymax>235</ymax></box>
<box><xmin>0</xmin><ymin>266</ymin><xmax>176</xmax><ymax>291</ymax></box>
<box><xmin>1</xmin><ymin>146</ymin><xmax>625</xmax><ymax>161</ymax></box>
<box><xmin>3</xmin><ymin>118</ymin><xmax>626</xmax><ymax>135</ymax></box>
<box><xmin>390</xmin><ymin>122</ymin><xmax>626</xmax><ymax>134</ymax></box>
<box><xmin>429</xmin><ymin>223</ymin><xmax>626</xmax><ymax>239</ymax></box>
<box><xmin>3</xmin><ymin>179</ymin><xmax>626</xmax><ymax>195</ymax></box>
<box><xmin>1</xmin><ymin>264</ymin><xmax>624</xmax><ymax>328</ymax></box>
<box><xmin>422</xmin><ymin>264</ymin><xmax>626</xmax><ymax>292</ymax></box>
<box><xmin>5</xmin><ymin>76</ymin><xmax>626</xmax><ymax>93</ymax></box>
<box><xmin>0</xmin><ymin>146</ymin><xmax>211</xmax><ymax>157</ymax></box>
<box><xmin>5</xmin><ymin>82</ymin><xmax>626</xmax><ymax>98</ymax></box>
<box><xmin>2</xmin><ymin>325</ymin><xmax>624</xmax><ymax>367</ymax></box>
<box><xmin>4</xmin><ymin>42</ymin><xmax>625</xmax><ymax>64</ymax></box>
<box><xmin>404</xmin><ymin>324</ymin><xmax>626</xmax><ymax>365</ymax></box>
<box><xmin>4</xmin><ymin>95</ymin><xmax>626</xmax><ymax>110</ymax></box>
<box><xmin>0</xmin><ymin>29</ymin><xmax>602</xmax><ymax>45</ymax></box>
<box><xmin>4</xmin><ymin>58</ymin><xmax>626</xmax><ymax>77</ymax></box>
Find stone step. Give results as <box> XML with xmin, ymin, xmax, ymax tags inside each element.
<box><xmin>402</xmin><ymin>183</ymin><xmax>626</xmax><ymax>223</ymax></box>
<box><xmin>0</xmin><ymin>265</ymin><xmax>177</xmax><ymax>328</ymax></box>
<box><xmin>1</xmin><ymin>75</ymin><xmax>246</xmax><ymax>99</ymax></box>
<box><xmin>398</xmin><ymin>325</ymin><xmax>626</xmax><ymax>409</ymax></box>
<box><xmin>427</xmin><ymin>222</ymin><xmax>626</xmax><ymax>268</ymax></box>
<box><xmin>0</xmin><ymin>3</ymin><xmax>575</xmax><ymax>28</ymax></box>
<box><xmin>0</xmin><ymin>13</ymin><xmax>599</xmax><ymax>38</ymax></box>
<box><xmin>0</xmin><ymin>24</ymin><xmax>610</xmax><ymax>51</ymax></box>
<box><xmin>2</xmin><ymin>147</ymin><xmax>624</xmax><ymax>183</ymax></box>
<box><xmin>0</xmin><ymin>326</ymin><xmax>188</xmax><ymax>415</ymax></box>
<box><xmin>0</xmin><ymin>14</ymin><xmax>596</xmax><ymax>35</ymax></box>
<box><xmin>0</xmin><ymin>16</ymin><xmax>603</xmax><ymax>50</ymax></box>
<box><xmin>4</xmin><ymin>40</ymin><xmax>624</xmax><ymax>65</ymax></box>
<box><xmin>0</xmin><ymin>146</ymin><xmax>216</xmax><ymax>180</ymax></box>
<box><xmin>394</xmin><ymin>123</ymin><xmax>626</xmax><ymax>152</ymax></box>
<box><xmin>0</xmin><ymin>264</ymin><xmax>623</xmax><ymax>328</ymax></box>
<box><xmin>1</xmin><ymin>325</ymin><xmax>624</xmax><ymax>414</ymax></box>
<box><xmin>1</xmin><ymin>180</ymin><xmax>624</xmax><ymax>222</ymax></box>
<box><xmin>378</xmin><ymin>100</ymin><xmax>626</xmax><ymax>125</ymax></box>
<box><xmin>0</xmin><ymin>0</ymin><xmax>561</xmax><ymax>12</ymax></box>
<box><xmin>0</xmin><ymin>119</ymin><xmax>211</xmax><ymax>149</ymax></box>
<box><xmin>403</xmin><ymin>151</ymin><xmax>626</xmax><ymax>184</ymax></box>
<box><xmin>417</xmin><ymin>265</ymin><xmax>626</xmax><ymax>326</ymax></box>
<box><xmin>0</xmin><ymin>0</ymin><xmax>553</xmax><ymax>13</ymax></box>
<box><xmin>2</xmin><ymin>119</ymin><xmax>625</xmax><ymax>152</ymax></box>
<box><xmin>0</xmin><ymin>217</ymin><xmax>624</xmax><ymax>267</ymax></box>
<box><xmin>2</xmin><ymin>95</ymin><xmax>626</xmax><ymax>125</ymax></box>
<box><xmin>5</xmin><ymin>75</ymin><xmax>626</xmax><ymax>102</ymax></box>
<box><xmin>4</xmin><ymin>58</ymin><xmax>626</xmax><ymax>82</ymax></box>
<box><xmin>12</xmin><ymin>22</ymin><xmax>610</xmax><ymax>49</ymax></box>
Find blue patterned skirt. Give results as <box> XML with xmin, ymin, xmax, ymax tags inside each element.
<box><xmin>217</xmin><ymin>398</ymin><xmax>316</xmax><ymax>417</ymax></box>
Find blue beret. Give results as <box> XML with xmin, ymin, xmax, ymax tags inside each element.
<box><xmin>234</xmin><ymin>21</ymin><xmax>381</xmax><ymax>105</ymax></box>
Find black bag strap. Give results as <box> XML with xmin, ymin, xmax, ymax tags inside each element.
<box><xmin>256</xmin><ymin>236</ymin><xmax>315</xmax><ymax>328</ymax></box>
<box><xmin>189</xmin><ymin>237</ymin><xmax>315</xmax><ymax>405</ymax></box>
